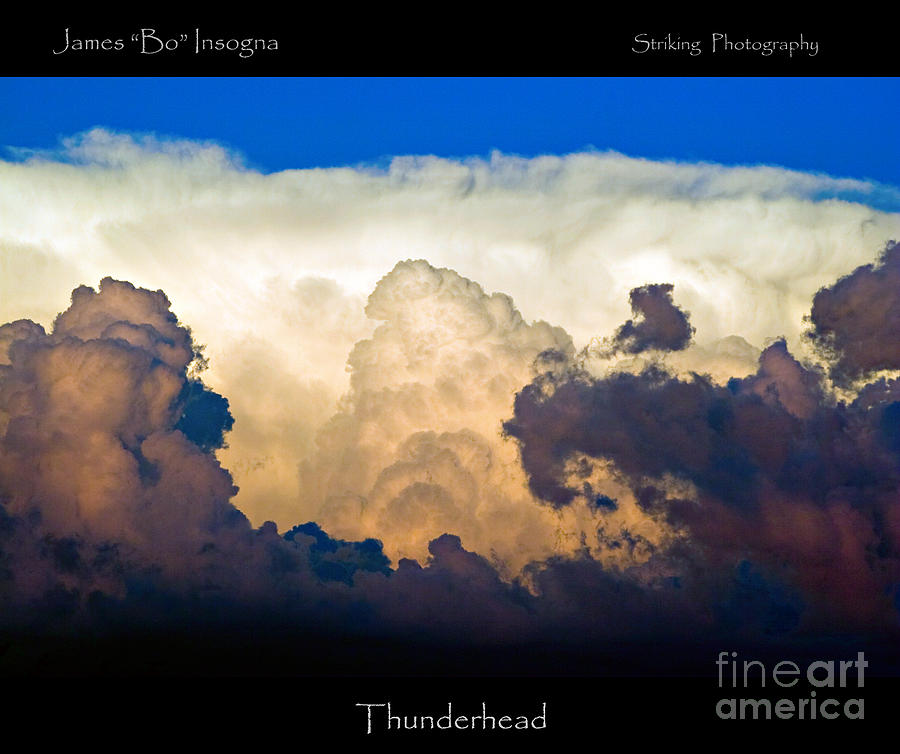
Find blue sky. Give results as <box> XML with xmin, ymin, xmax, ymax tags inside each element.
<box><xmin>1</xmin><ymin>77</ymin><xmax>898</xmax><ymax>184</ymax></box>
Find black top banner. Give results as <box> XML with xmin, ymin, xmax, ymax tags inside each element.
<box><xmin>0</xmin><ymin>15</ymin><xmax>894</xmax><ymax>75</ymax></box>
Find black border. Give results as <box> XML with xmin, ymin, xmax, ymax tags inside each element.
<box><xmin>0</xmin><ymin>16</ymin><xmax>895</xmax><ymax>75</ymax></box>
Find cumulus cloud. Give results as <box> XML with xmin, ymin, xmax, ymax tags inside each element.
<box><xmin>301</xmin><ymin>259</ymin><xmax>612</xmax><ymax>571</ymax></box>
<box><xmin>3</xmin><ymin>130</ymin><xmax>900</xmax><ymax>540</ymax></box>
<box><xmin>0</xmin><ymin>274</ymin><xmax>661</xmax><ymax>653</ymax></box>
<box><xmin>3</xmin><ymin>132</ymin><xmax>900</xmax><ymax>669</ymax></box>
<box><xmin>0</xmin><ymin>278</ymin><xmax>393</xmax><ymax>637</ymax></box>
<box><xmin>0</xmin><ymin>278</ymin><xmax>236</xmax><ymax>565</ymax></box>
<box><xmin>505</xmin><ymin>251</ymin><xmax>900</xmax><ymax>629</ymax></box>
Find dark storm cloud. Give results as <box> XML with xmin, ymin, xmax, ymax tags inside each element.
<box><xmin>506</xmin><ymin>257</ymin><xmax>900</xmax><ymax>629</ymax></box>
<box><xmin>602</xmin><ymin>283</ymin><xmax>694</xmax><ymax>356</ymax></box>
<box><xmin>506</xmin><ymin>340</ymin><xmax>834</xmax><ymax>511</ymax></box>
<box><xmin>807</xmin><ymin>240</ymin><xmax>900</xmax><ymax>385</ymax></box>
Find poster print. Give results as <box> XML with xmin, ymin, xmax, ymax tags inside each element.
<box><xmin>0</xmin><ymin>21</ymin><xmax>898</xmax><ymax>743</ymax></box>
